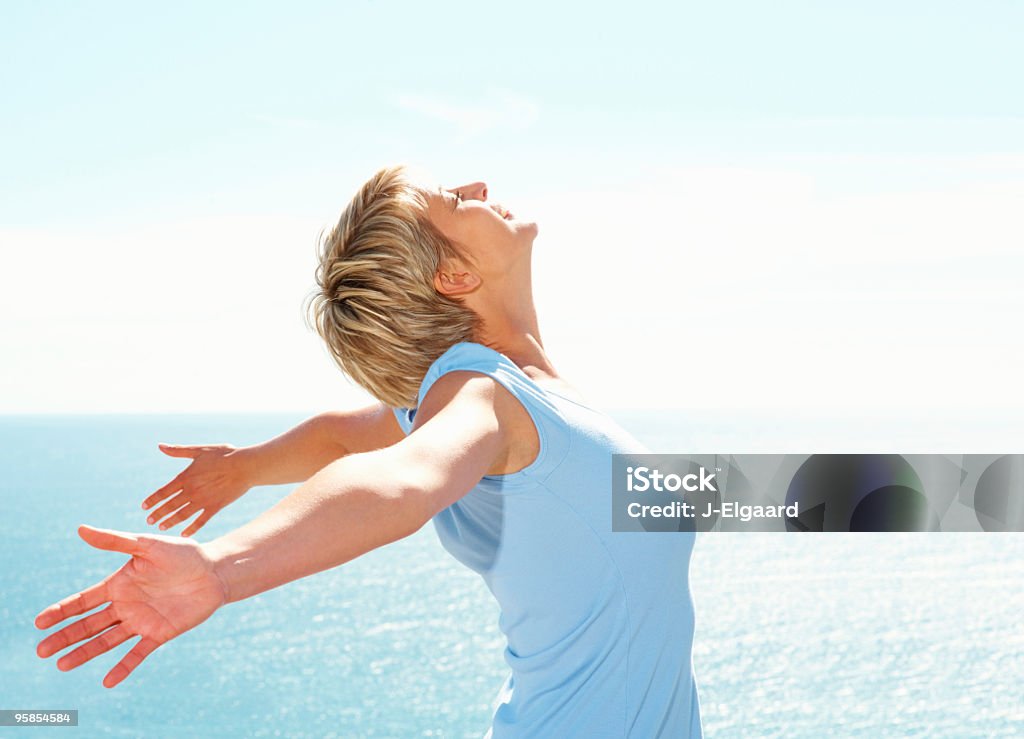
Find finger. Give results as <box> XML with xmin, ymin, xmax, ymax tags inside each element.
<box><xmin>142</xmin><ymin>473</ymin><xmax>184</xmax><ymax>511</ymax></box>
<box><xmin>158</xmin><ymin>443</ymin><xmax>202</xmax><ymax>459</ymax></box>
<box><xmin>37</xmin><ymin>605</ymin><xmax>118</xmax><ymax>658</ymax></box>
<box><xmin>103</xmin><ymin>636</ymin><xmax>160</xmax><ymax>688</ymax></box>
<box><xmin>181</xmin><ymin>509</ymin><xmax>215</xmax><ymax>538</ymax></box>
<box><xmin>146</xmin><ymin>494</ymin><xmax>189</xmax><ymax>527</ymax></box>
<box><xmin>35</xmin><ymin>579</ymin><xmax>109</xmax><ymax>630</ymax></box>
<box><xmin>157</xmin><ymin>502</ymin><xmax>199</xmax><ymax>532</ymax></box>
<box><xmin>77</xmin><ymin>525</ymin><xmax>146</xmax><ymax>555</ymax></box>
<box><xmin>57</xmin><ymin>623</ymin><xmax>133</xmax><ymax>672</ymax></box>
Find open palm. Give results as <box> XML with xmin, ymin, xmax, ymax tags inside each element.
<box><xmin>35</xmin><ymin>525</ymin><xmax>227</xmax><ymax>687</ymax></box>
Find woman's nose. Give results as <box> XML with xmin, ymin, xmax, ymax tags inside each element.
<box><xmin>458</xmin><ymin>182</ymin><xmax>488</xmax><ymax>201</ymax></box>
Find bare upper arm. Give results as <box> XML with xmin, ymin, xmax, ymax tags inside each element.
<box><xmin>411</xmin><ymin>371</ymin><xmax>539</xmax><ymax>479</ymax></box>
<box><xmin>386</xmin><ymin>370</ymin><xmax>539</xmax><ymax>524</ymax></box>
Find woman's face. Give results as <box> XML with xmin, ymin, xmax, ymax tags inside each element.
<box><xmin>423</xmin><ymin>181</ymin><xmax>539</xmax><ymax>284</ymax></box>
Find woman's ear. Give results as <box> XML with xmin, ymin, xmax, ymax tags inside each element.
<box><xmin>434</xmin><ymin>267</ymin><xmax>481</xmax><ymax>296</ymax></box>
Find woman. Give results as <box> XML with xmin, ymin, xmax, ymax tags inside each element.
<box><xmin>34</xmin><ymin>166</ymin><xmax>703</xmax><ymax>738</ymax></box>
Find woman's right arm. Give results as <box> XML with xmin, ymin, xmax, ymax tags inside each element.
<box><xmin>143</xmin><ymin>404</ymin><xmax>405</xmax><ymax>536</ymax></box>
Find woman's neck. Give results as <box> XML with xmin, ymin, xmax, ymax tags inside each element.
<box><xmin>474</xmin><ymin>311</ymin><xmax>560</xmax><ymax>381</ymax></box>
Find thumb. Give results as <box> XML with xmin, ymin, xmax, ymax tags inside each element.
<box><xmin>159</xmin><ymin>443</ymin><xmax>201</xmax><ymax>459</ymax></box>
<box><xmin>78</xmin><ymin>524</ymin><xmax>146</xmax><ymax>555</ymax></box>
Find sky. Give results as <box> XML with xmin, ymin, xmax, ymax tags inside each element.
<box><xmin>2</xmin><ymin>1</ymin><xmax>1022</xmax><ymax>414</ymax></box>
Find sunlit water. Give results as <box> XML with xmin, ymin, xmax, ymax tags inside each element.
<box><xmin>1</xmin><ymin>413</ymin><xmax>1021</xmax><ymax>737</ymax></box>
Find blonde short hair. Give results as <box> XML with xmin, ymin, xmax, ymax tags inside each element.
<box><xmin>305</xmin><ymin>164</ymin><xmax>483</xmax><ymax>408</ymax></box>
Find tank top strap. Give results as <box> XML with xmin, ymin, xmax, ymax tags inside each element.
<box><xmin>391</xmin><ymin>341</ymin><xmax>572</xmax><ymax>488</ymax></box>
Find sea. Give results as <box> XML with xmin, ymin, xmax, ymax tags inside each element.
<box><xmin>1</xmin><ymin>411</ymin><xmax>1022</xmax><ymax>738</ymax></box>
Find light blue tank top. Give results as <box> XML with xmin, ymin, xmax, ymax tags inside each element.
<box><xmin>392</xmin><ymin>341</ymin><xmax>702</xmax><ymax>738</ymax></box>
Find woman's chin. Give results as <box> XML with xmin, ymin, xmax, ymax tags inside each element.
<box><xmin>515</xmin><ymin>220</ymin><xmax>539</xmax><ymax>239</ymax></box>
<box><xmin>508</xmin><ymin>226</ymin><xmax>538</xmax><ymax>255</ymax></box>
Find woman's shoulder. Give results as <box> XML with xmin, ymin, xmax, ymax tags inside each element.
<box><xmin>391</xmin><ymin>342</ymin><xmax>525</xmax><ymax>429</ymax></box>
<box><xmin>393</xmin><ymin>341</ymin><xmax>573</xmax><ymax>469</ymax></box>
<box><xmin>433</xmin><ymin>342</ymin><xmax>594</xmax><ymax>414</ymax></box>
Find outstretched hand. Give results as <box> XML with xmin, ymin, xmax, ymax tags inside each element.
<box><xmin>35</xmin><ymin>524</ymin><xmax>227</xmax><ymax>688</ymax></box>
<box><xmin>142</xmin><ymin>443</ymin><xmax>252</xmax><ymax>537</ymax></box>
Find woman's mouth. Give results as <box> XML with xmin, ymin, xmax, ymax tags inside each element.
<box><xmin>492</xmin><ymin>203</ymin><xmax>514</xmax><ymax>220</ymax></box>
